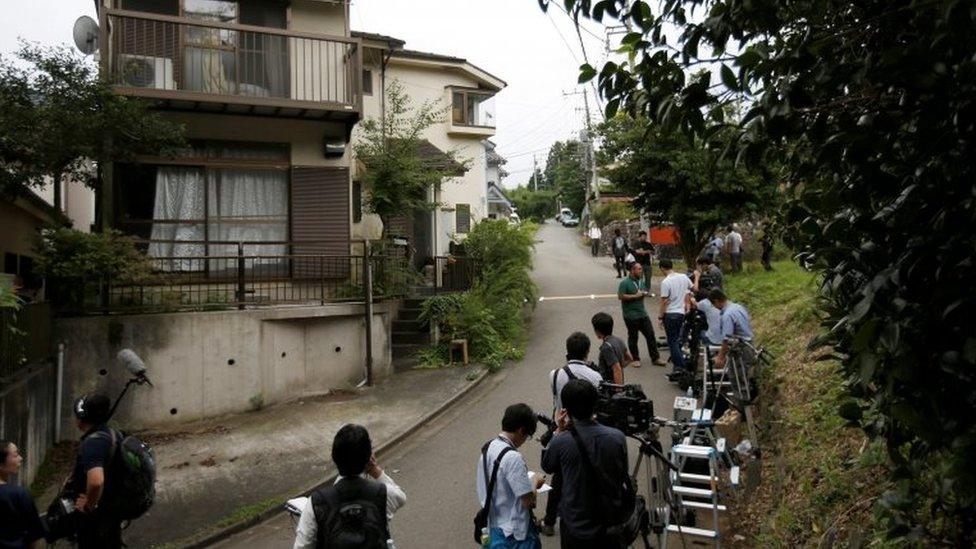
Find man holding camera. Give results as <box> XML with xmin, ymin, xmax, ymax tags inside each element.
<box><xmin>60</xmin><ymin>393</ymin><xmax>123</xmax><ymax>548</ymax></box>
<box><xmin>542</xmin><ymin>380</ymin><xmax>630</xmax><ymax>549</ymax></box>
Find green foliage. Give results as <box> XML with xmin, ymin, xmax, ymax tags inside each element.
<box><xmin>548</xmin><ymin>0</ymin><xmax>976</xmax><ymax>542</ymax></box>
<box><xmin>590</xmin><ymin>201</ymin><xmax>636</xmax><ymax>228</ymax></box>
<box><xmin>0</xmin><ymin>43</ymin><xmax>184</xmax><ymax>203</ymax></box>
<box><xmin>420</xmin><ymin>220</ymin><xmax>538</xmax><ymax>370</ymax></box>
<box><xmin>35</xmin><ymin>228</ymin><xmax>151</xmax><ymax>283</ymax></box>
<box><xmin>354</xmin><ymin>80</ymin><xmax>468</xmax><ymax>235</ymax></box>
<box><xmin>598</xmin><ymin>113</ymin><xmax>774</xmax><ymax>265</ymax></box>
<box><xmin>508</xmin><ymin>186</ymin><xmax>557</xmax><ymax>222</ymax></box>
<box><xmin>35</xmin><ymin>228</ymin><xmax>152</xmax><ymax>309</ymax></box>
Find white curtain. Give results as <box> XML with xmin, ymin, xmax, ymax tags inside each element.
<box><xmin>149</xmin><ymin>167</ymin><xmax>206</xmax><ymax>271</ymax></box>
<box><xmin>207</xmin><ymin>169</ymin><xmax>287</xmax><ymax>262</ymax></box>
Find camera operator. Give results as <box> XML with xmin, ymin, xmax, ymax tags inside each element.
<box><xmin>58</xmin><ymin>393</ymin><xmax>123</xmax><ymax>548</ymax></box>
<box><xmin>541</xmin><ymin>333</ymin><xmax>603</xmax><ymax>536</ymax></box>
<box><xmin>542</xmin><ymin>380</ymin><xmax>629</xmax><ymax>549</ymax></box>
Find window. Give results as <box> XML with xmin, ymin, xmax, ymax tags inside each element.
<box><xmin>116</xmin><ymin>141</ymin><xmax>290</xmax><ymax>272</ymax></box>
<box><xmin>456</xmin><ymin>204</ymin><xmax>471</xmax><ymax>234</ymax></box>
<box><xmin>362</xmin><ymin>69</ymin><xmax>373</xmax><ymax>96</ymax></box>
<box><xmin>352</xmin><ymin>180</ymin><xmax>363</xmax><ymax>223</ymax></box>
<box><xmin>451</xmin><ymin>89</ymin><xmax>495</xmax><ymax>127</ymax></box>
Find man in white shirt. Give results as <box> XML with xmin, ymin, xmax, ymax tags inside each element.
<box><xmin>726</xmin><ymin>225</ymin><xmax>744</xmax><ymax>273</ymax></box>
<box><xmin>476</xmin><ymin>404</ymin><xmax>545</xmax><ymax>548</ymax></box>
<box><xmin>541</xmin><ymin>332</ymin><xmax>603</xmax><ymax>537</ymax></box>
<box><xmin>293</xmin><ymin>424</ymin><xmax>406</xmax><ymax>549</ymax></box>
<box><xmin>588</xmin><ymin>223</ymin><xmax>602</xmax><ymax>256</ymax></box>
<box><xmin>658</xmin><ymin>259</ymin><xmax>693</xmax><ymax>373</ymax></box>
<box><xmin>549</xmin><ymin>332</ymin><xmax>603</xmax><ymax>411</ymax></box>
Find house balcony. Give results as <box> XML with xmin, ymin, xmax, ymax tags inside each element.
<box><xmin>100</xmin><ymin>9</ymin><xmax>362</xmax><ymax>123</ymax></box>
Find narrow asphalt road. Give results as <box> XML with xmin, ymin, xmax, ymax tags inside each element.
<box><xmin>215</xmin><ymin>223</ymin><xmax>681</xmax><ymax>548</ymax></box>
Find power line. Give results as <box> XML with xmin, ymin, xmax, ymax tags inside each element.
<box><xmin>546</xmin><ymin>10</ymin><xmax>582</xmax><ymax>66</ymax></box>
<box><xmin>550</xmin><ymin>2</ymin><xmax>606</xmax><ymax>42</ymax></box>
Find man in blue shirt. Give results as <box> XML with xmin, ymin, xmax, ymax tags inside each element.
<box><xmin>709</xmin><ymin>289</ymin><xmax>755</xmax><ymax>367</ymax></box>
<box><xmin>476</xmin><ymin>404</ymin><xmax>545</xmax><ymax>548</ymax></box>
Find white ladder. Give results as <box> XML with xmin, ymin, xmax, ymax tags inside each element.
<box><xmin>666</xmin><ymin>441</ymin><xmax>724</xmax><ymax>547</ymax></box>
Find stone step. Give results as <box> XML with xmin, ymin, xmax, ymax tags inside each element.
<box><xmin>393</xmin><ymin>331</ymin><xmax>430</xmax><ymax>345</ymax></box>
<box><xmin>392</xmin><ymin>343</ymin><xmax>426</xmax><ymax>359</ymax></box>
<box><xmin>393</xmin><ymin>318</ymin><xmax>426</xmax><ymax>332</ymax></box>
<box><xmin>397</xmin><ymin>308</ymin><xmax>423</xmax><ymax>321</ymax></box>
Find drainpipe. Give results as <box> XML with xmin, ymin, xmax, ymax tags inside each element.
<box><xmin>55</xmin><ymin>342</ymin><xmax>65</xmax><ymax>442</ymax></box>
<box><xmin>361</xmin><ymin>239</ymin><xmax>374</xmax><ymax>387</ymax></box>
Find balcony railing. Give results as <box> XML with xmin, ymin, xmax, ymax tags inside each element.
<box><xmin>101</xmin><ymin>9</ymin><xmax>362</xmax><ymax>116</ymax></box>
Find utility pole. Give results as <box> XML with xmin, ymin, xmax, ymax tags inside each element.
<box><xmin>531</xmin><ymin>156</ymin><xmax>539</xmax><ymax>191</ymax></box>
<box><xmin>563</xmin><ymin>89</ymin><xmax>601</xmax><ymax>206</ymax></box>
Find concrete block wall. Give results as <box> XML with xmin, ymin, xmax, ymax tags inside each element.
<box><xmin>54</xmin><ymin>303</ymin><xmax>394</xmax><ymax>433</ymax></box>
<box><xmin>0</xmin><ymin>365</ymin><xmax>56</xmax><ymax>487</ymax></box>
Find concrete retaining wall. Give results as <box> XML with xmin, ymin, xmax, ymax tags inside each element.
<box><xmin>55</xmin><ymin>303</ymin><xmax>395</xmax><ymax>433</ymax></box>
<box><xmin>0</xmin><ymin>364</ymin><xmax>56</xmax><ymax>487</ymax></box>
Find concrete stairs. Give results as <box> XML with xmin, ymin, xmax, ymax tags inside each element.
<box><xmin>391</xmin><ymin>297</ymin><xmax>431</xmax><ymax>372</ymax></box>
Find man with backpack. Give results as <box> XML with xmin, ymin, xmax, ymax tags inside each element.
<box><xmin>475</xmin><ymin>404</ymin><xmax>544</xmax><ymax>548</ymax></box>
<box><xmin>293</xmin><ymin>424</ymin><xmax>406</xmax><ymax>549</ymax></box>
<box><xmin>611</xmin><ymin>229</ymin><xmax>630</xmax><ymax>278</ymax></box>
<box><xmin>539</xmin><ymin>332</ymin><xmax>604</xmax><ymax>537</ymax></box>
<box><xmin>542</xmin><ymin>380</ymin><xmax>631</xmax><ymax>549</ymax></box>
<box><xmin>64</xmin><ymin>393</ymin><xmax>124</xmax><ymax>548</ymax></box>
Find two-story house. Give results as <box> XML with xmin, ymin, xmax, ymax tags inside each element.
<box><xmin>350</xmin><ymin>32</ymin><xmax>504</xmax><ymax>266</ymax></box>
<box><xmin>55</xmin><ymin>0</ymin><xmax>504</xmax><ymax>429</ymax></box>
<box><xmin>97</xmin><ymin>0</ymin><xmax>361</xmax><ymax>266</ymax></box>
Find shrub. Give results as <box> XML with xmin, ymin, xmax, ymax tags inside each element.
<box><xmin>591</xmin><ymin>201</ymin><xmax>637</xmax><ymax>228</ymax></box>
<box><xmin>420</xmin><ymin>220</ymin><xmax>538</xmax><ymax>370</ymax></box>
<box><xmin>35</xmin><ymin>228</ymin><xmax>152</xmax><ymax>309</ymax></box>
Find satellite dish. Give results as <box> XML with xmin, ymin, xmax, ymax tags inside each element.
<box><xmin>73</xmin><ymin>15</ymin><xmax>100</xmax><ymax>55</ymax></box>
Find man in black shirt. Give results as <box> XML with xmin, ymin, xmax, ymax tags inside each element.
<box><xmin>591</xmin><ymin>312</ymin><xmax>634</xmax><ymax>383</ymax></box>
<box><xmin>632</xmin><ymin>231</ymin><xmax>655</xmax><ymax>290</ymax></box>
<box><xmin>0</xmin><ymin>440</ymin><xmax>45</xmax><ymax>548</ymax></box>
<box><xmin>66</xmin><ymin>393</ymin><xmax>123</xmax><ymax>549</ymax></box>
<box><xmin>542</xmin><ymin>380</ymin><xmax>629</xmax><ymax>549</ymax></box>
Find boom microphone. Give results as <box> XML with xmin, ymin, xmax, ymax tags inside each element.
<box><xmin>117</xmin><ymin>349</ymin><xmax>150</xmax><ymax>384</ymax></box>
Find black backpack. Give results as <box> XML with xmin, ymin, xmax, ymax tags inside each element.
<box><xmin>312</xmin><ymin>477</ymin><xmax>388</xmax><ymax>549</ymax></box>
<box><xmin>91</xmin><ymin>429</ymin><xmax>156</xmax><ymax>521</ymax></box>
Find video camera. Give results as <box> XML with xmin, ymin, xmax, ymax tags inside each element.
<box><xmin>595</xmin><ymin>382</ymin><xmax>655</xmax><ymax>436</ymax></box>
<box><xmin>536</xmin><ymin>413</ymin><xmax>557</xmax><ymax>447</ymax></box>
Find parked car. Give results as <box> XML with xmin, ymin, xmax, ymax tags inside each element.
<box><xmin>561</xmin><ymin>215</ymin><xmax>580</xmax><ymax>227</ymax></box>
<box><xmin>556</xmin><ymin>207</ymin><xmax>572</xmax><ymax>222</ymax></box>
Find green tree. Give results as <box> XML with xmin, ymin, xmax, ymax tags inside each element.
<box><xmin>0</xmin><ymin>44</ymin><xmax>185</xmax><ymax>209</ymax></box>
<box><xmin>547</xmin><ymin>0</ymin><xmax>976</xmax><ymax>543</ymax></box>
<box><xmin>354</xmin><ymin>80</ymin><xmax>467</xmax><ymax>236</ymax></box>
<box><xmin>598</xmin><ymin>113</ymin><xmax>771</xmax><ymax>265</ymax></box>
<box><xmin>547</xmin><ymin>140</ymin><xmax>587</xmax><ymax>214</ymax></box>
<box><xmin>509</xmin><ymin>186</ymin><xmax>557</xmax><ymax>222</ymax></box>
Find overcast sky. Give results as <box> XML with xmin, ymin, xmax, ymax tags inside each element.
<box><xmin>0</xmin><ymin>0</ymin><xmax>614</xmax><ymax>189</ymax></box>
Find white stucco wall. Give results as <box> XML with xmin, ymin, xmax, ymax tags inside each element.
<box><xmin>353</xmin><ymin>55</ymin><xmax>494</xmax><ymax>255</ymax></box>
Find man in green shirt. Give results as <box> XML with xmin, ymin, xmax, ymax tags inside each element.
<box><xmin>617</xmin><ymin>263</ymin><xmax>665</xmax><ymax>366</ymax></box>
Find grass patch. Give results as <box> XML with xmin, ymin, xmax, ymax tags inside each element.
<box><xmin>725</xmin><ymin>260</ymin><xmax>892</xmax><ymax>547</ymax></box>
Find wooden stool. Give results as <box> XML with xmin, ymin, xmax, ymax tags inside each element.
<box><xmin>449</xmin><ymin>339</ymin><xmax>469</xmax><ymax>366</ymax></box>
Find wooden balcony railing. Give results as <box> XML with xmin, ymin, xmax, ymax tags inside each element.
<box><xmin>100</xmin><ymin>9</ymin><xmax>362</xmax><ymax>117</ymax></box>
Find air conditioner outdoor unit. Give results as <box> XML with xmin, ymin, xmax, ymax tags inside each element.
<box><xmin>118</xmin><ymin>54</ymin><xmax>175</xmax><ymax>90</ymax></box>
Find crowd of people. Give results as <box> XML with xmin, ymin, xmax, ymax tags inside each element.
<box><xmin>0</xmin><ymin>223</ymin><xmax>758</xmax><ymax>549</ymax></box>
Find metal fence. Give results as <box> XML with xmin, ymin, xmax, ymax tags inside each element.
<box><xmin>0</xmin><ymin>303</ymin><xmax>53</xmax><ymax>385</ymax></box>
<box><xmin>50</xmin><ymin>247</ymin><xmax>416</xmax><ymax>315</ymax></box>
<box><xmin>432</xmin><ymin>255</ymin><xmax>476</xmax><ymax>293</ymax></box>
